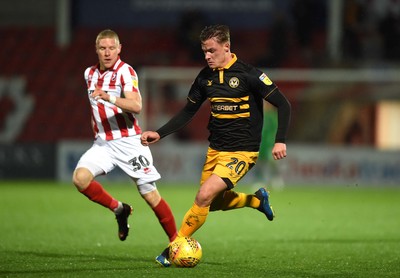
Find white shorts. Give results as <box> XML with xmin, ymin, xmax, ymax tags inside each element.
<box><xmin>76</xmin><ymin>135</ymin><xmax>161</xmax><ymax>194</ymax></box>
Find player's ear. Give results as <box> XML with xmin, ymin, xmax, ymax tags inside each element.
<box><xmin>224</xmin><ymin>42</ymin><xmax>230</xmax><ymax>52</ymax></box>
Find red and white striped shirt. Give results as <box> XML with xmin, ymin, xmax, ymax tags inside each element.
<box><xmin>84</xmin><ymin>58</ymin><xmax>142</xmax><ymax>141</ymax></box>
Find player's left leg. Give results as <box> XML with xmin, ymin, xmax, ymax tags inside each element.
<box><xmin>210</xmin><ymin>188</ymin><xmax>274</xmax><ymax>220</ymax></box>
<box><xmin>210</xmin><ymin>190</ymin><xmax>259</xmax><ymax>210</ymax></box>
<box><xmin>254</xmin><ymin>187</ymin><xmax>275</xmax><ymax>221</ymax></box>
<box><xmin>208</xmin><ymin>150</ymin><xmax>275</xmax><ymax>220</ymax></box>
<box><xmin>140</xmin><ymin>187</ymin><xmax>177</xmax><ymax>242</ymax></box>
<box><xmin>140</xmin><ymin>186</ymin><xmax>178</xmax><ymax>267</ymax></box>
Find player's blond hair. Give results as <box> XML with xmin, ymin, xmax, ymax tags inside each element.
<box><xmin>95</xmin><ymin>29</ymin><xmax>120</xmax><ymax>46</ymax></box>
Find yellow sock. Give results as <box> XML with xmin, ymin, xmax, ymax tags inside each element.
<box><xmin>178</xmin><ymin>203</ymin><xmax>209</xmax><ymax>237</ymax></box>
<box><xmin>222</xmin><ymin>191</ymin><xmax>247</xmax><ymax>210</ymax></box>
<box><xmin>249</xmin><ymin>195</ymin><xmax>261</xmax><ymax>209</ymax></box>
<box><xmin>212</xmin><ymin>191</ymin><xmax>261</xmax><ymax>210</ymax></box>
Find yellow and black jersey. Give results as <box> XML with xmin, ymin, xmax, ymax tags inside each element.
<box><xmin>157</xmin><ymin>54</ymin><xmax>291</xmax><ymax>152</ymax></box>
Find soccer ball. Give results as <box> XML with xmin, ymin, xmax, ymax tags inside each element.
<box><xmin>169</xmin><ymin>236</ymin><xmax>202</xmax><ymax>267</ymax></box>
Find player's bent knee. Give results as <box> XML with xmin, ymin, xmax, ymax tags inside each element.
<box><xmin>72</xmin><ymin>168</ymin><xmax>93</xmax><ymax>191</ymax></box>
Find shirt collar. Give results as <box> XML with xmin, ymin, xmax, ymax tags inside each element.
<box><xmin>215</xmin><ymin>53</ymin><xmax>237</xmax><ymax>71</ymax></box>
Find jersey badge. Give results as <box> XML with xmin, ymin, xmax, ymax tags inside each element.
<box><xmin>132</xmin><ymin>76</ymin><xmax>139</xmax><ymax>89</ymax></box>
<box><xmin>207</xmin><ymin>80</ymin><xmax>213</xmax><ymax>86</ymax></box>
<box><xmin>111</xmin><ymin>72</ymin><xmax>117</xmax><ymax>81</ymax></box>
<box><xmin>229</xmin><ymin>77</ymin><xmax>239</xmax><ymax>88</ymax></box>
<box><xmin>259</xmin><ymin>73</ymin><xmax>272</xmax><ymax>85</ymax></box>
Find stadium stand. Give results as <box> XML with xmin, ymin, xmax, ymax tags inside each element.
<box><xmin>0</xmin><ymin>26</ymin><xmax>312</xmax><ymax>143</ymax></box>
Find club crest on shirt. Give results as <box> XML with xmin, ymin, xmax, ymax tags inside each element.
<box><xmin>111</xmin><ymin>72</ymin><xmax>117</xmax><ymax>81</ymax></box>
<box><xmin>259</xmin><ymin>73</ymin><xmax>272</xmax><ymax>85</ymax></box>
<box><xmin>229</xmin><ymin>77</ymin><xmax>239</xmax><ymax>88</ymax></box>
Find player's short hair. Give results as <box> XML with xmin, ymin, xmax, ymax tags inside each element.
<box><xmin>199</xmin><ymin>24</ymin><xmax>230</xmax><ymax>45</ymax></box>
<box><xmin>96</xmin><ymin>29</ymin><xmax>120</xmax><ymax>46</ymax></box>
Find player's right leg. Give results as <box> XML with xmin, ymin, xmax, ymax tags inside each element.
<box><xmin>73</xmin><ymin>144</ymin><xmax>133</xmax><ymax>241</ymax></box>
<box><xmin>72</xmin><ymin>168</ymin><xmax>118</xmax><ymax>209</ymax></box>
<box><xmin>155</xmin><ymin>174</ymin><xmax>225</xmax><ymax>267</ymax></box>
<box><xmin>115</xmin><ymin>203</ymin><xmax>133</xmax><ymax>241</ymax></box>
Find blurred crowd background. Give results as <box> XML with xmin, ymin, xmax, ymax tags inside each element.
<box><xmin>1</xmin><ymin>0</ymin><xmax>399</xmax><ymax>142</ymax></box>
<box><xmin>0</xmin><ymin>0</ymin><xmax>399</xmax><ymax>182</ymax></box>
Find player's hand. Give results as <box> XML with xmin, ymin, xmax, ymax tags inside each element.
<box><xmin>91</xmin><ymin>83</ymin><xmax>109</xmax><ymax>102</ymax></box>
<box><xmin>272</xmin><ymin>143</ymin><xmax>287</xmax><ymax>160</ymax></box>
<box><xmin>141</xmin><ymin>131</ymin><xmax>161</xmax><ymax>146</ymax></box>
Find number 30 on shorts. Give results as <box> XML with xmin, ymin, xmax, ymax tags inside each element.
<box><xmin>129</xmin><ymin>155</ymin><xmax>150</xmax><ymax>171</ymax></box>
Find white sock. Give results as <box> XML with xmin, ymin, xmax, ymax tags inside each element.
<box><xmin>114</xmin><ymin>201</ymin><xmax>123</xmax><ymax>214</ymax></box>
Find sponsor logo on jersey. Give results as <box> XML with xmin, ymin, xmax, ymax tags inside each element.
<box><xmin>259</xmin><ymin>73</ymin><xmax>272</xmax><ymax>85</ymax></box>
<box><xmin>212</xmin><ymin>104</ymin><xmax>239</xmax><ymax>112</ymax></box>
<box><xmin>229</xmin><ymin>77</ymin><xmax>240</xmax><ymax>88</ymax></box>
<box><xmin>207</xmin><ymin>80</ymin><xmax>213</xmax><ymax>86</ymax></box>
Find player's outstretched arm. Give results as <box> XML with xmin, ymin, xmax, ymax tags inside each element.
<box><xmin>141</xmin><ymin>99</ymin><xmax>202</xmax><ymax>147</ymax></box>
<box><xmin>141</xmin><ymin>131</ymin><xmax>161</xmax><ymax>146</ymax></box>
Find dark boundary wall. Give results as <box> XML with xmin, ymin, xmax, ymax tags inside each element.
<box><xmin>0</xmin><ymin>144</ymin><xmax>56</xmax><ymax>179</ymax></box>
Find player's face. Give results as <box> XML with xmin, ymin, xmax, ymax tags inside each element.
<box><xmin>96</xmin><ymin>37</ymin><xmax>121</xmax><ymax>70</ymax></box>
<box><xmin>201</xmin><ymin>38</ymin><xmax>231</xmax><ymax>69</ymax></box>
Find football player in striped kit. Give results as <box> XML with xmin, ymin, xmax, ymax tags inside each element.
<box><xmin>141</xmin><ymin>24</ymin><xmax>291</xmax><ymax>266</ymax></box>
<box><xmin>72</xmin><ymin>29</ymin><xmax>177</xmax><ymax>246</ymax></box>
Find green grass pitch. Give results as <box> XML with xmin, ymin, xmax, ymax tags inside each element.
<box><xmin>0</xmin><ymin>181</ymin><xmax>399</xmax><ymax>277</ymax></box>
